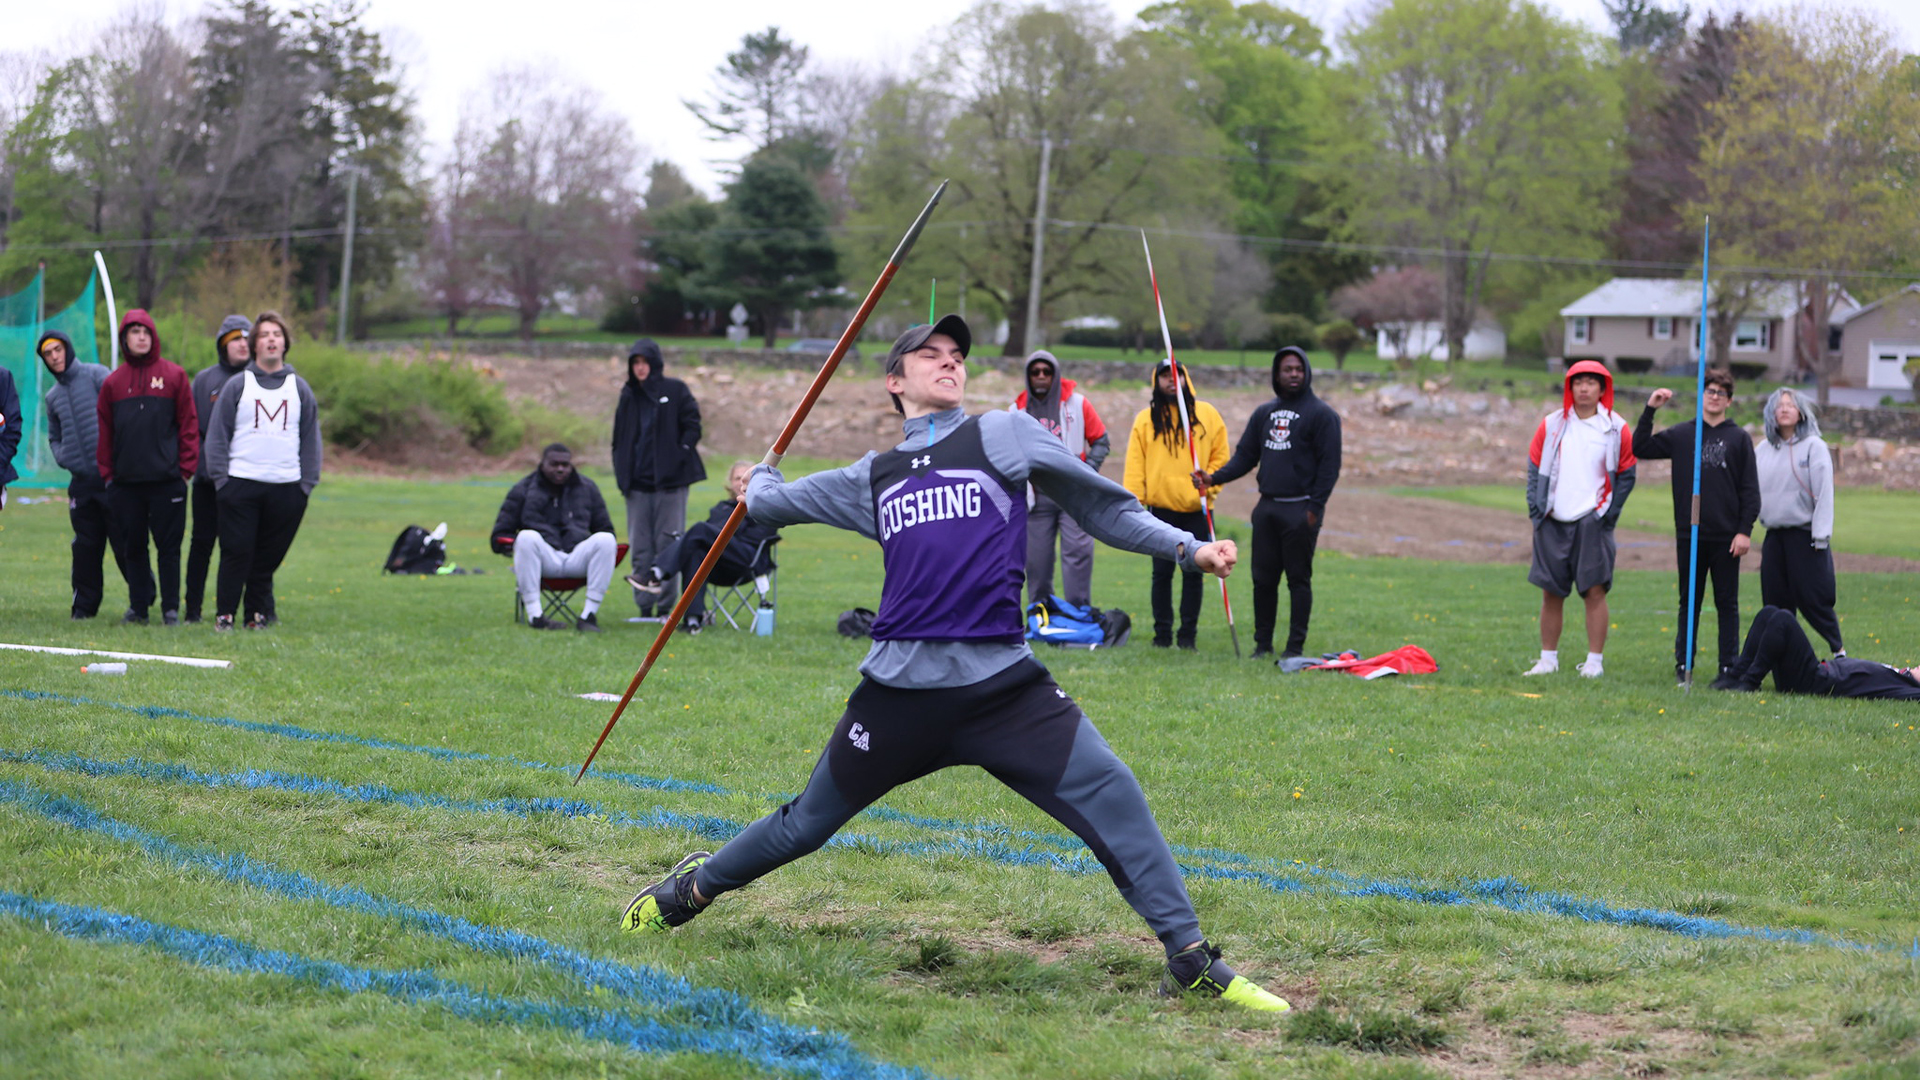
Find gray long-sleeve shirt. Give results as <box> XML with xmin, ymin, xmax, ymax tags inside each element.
<box><xmin>1755</xmin><ymin>433</ymin><xmax>1834</xmax><ymax>543</ymax></box>
<box><xmin>203</xmin><ymin>362</ymin><xmax>322</xmax><ymax>494</ymax></box>
<box><xmin>746</xmin><ymin>407</ymin><xmax>1205</xmax><ymax>689</ymax></box>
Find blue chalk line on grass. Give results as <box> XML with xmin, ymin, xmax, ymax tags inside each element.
<box><xmin>0</xmin><ymin>776</ymin><xmax>925</xmax><ymax>1080</ymax></box>
<box><xmin>0</xmin><ymin>888</ymin><xmax>927</xmax><ymax>1080</ymax></box>
<box><xmin>0</xmin><ymin>742</ymin><xmax>1881</xmax><ymax>954</ymax></box>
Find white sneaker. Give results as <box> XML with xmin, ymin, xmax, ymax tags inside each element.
<box><xmin>1523</xmin><ymin>657</ymin><xmax>1558</xmax><ymax>676</ymax></box>
<box><xmin>1577</xmin><ymin>659</ymin><xmax>1604</xmax><ymax>678</ymax></box>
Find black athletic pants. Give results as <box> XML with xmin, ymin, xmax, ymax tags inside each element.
<box><xmin>696</xmin><ymin>658</ymin><xmax>1204</xmax><ymax>954</ymax></box>
<box><xmin>654</xmin><ymin>521</ymin><xmax>753</xmax><ymax>618</ymax></box>
<box><xmin>1148</xmin><ymin>506</ymin><xmax>1207</xmax><ymax>646</ymax></box>
<box><xmin>1727</xmin><ymin>606</ymin><xmax>1834</xmax><ymax>695</ymax></box>
<box><xmin>216</xmin><ymin>478</ymin><xmax>308</xmax><ymax>621</ymax></box>
<box><xmin>1250</xmin><ymin>498</ymin><xmax>1320</xmax><ymax>654</ymax></box>
<box><xmin>109</xmin><ymin>478</ymin><xmax>187</xmax><ymax>617</ymax></box>
<box><xmin>67</xmin><ymin>475</ymin><xmax>120</xmax><ymax>618</ymax></box>
<box><xmin>184</xmin><ymin>476</ymin><xmax>220</xmax><ymax>620</ymax></box>
<box><xmin>1759</xmin><ymin>526</ymin><xmax>1842</xmax><ymax>653</ymax></box>
<box><xmin>1673</xmin><ymin>533</ymin><xmax>1743</xmax><ymax>674</ymax></box>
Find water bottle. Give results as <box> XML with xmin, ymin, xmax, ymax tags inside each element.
<box><xmin>752</xmin><ymin>603</ymin><xmax>775</xmax><ymax>636</ymax></box>
<box><xmin>83</xmin><ymin>662</ymin><xmax>127</xmax><ymax>675</ymax></box>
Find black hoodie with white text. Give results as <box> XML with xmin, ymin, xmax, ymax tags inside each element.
<box><xmin>1208</xmin><ymin>346</ymin><xmax>1343</xmax><ymax>514</ymax></box>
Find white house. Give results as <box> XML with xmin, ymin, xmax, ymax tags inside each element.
<box><xmin>1375</xmin><ymin>318</ymin><xmax>1507</xmax><ymax>362</ymax></box>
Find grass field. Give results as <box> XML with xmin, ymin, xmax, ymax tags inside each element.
<box><xmin>2</xmin><ymin>470</ymin><xmax>1917</xmax><ymax>1078</ymax></box>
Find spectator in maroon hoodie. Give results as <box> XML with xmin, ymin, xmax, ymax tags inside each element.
<box><xmin>96</xmin><ymin>309</ymin><xmax>198</xmax><ymax>625</ymax></box>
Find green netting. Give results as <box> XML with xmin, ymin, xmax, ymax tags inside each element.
<box><xmin>2</xmin><ymin>268</ymin><xmax>103</xmax><ymax>488</ymax></box>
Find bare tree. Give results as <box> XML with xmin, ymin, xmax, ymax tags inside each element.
<box><xmin>420</xmin><ymin>122</ymin><xmax>487</xmax><ymax>335</ymax></box>
<box><xmin>466</xmin><ymin>66</ymin><xmax>640</xmax><ymax>338</ymax></box>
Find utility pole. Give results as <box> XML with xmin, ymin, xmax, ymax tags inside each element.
<box><xmin>1023</xmin><ymin>133</ymin><xmax>1052</xmax><ymax>356</ymax></box>
<box><xmin>336</xmin><ymin>167</ymin><xmax>359</xmax><ymax>345</ymax></box>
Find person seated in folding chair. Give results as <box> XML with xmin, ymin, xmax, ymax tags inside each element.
<box><xmin>628</xmin><ymin>460</ymin><xmax>778</xmax><ymax>635</ymax></box>
<box><xmin>491</xmin><ymin>443</ymin><xmax>619</xmax><ymax>632</ymax></box>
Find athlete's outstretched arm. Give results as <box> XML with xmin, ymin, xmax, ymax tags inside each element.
<box><xmin>745</xmin><ymin>456</ymin><xmax>879</xmax><ymax>539</ymax></box>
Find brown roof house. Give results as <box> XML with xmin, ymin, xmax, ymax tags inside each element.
<box><xmin>1559</xmin><ymin>279</ymin><xmax>1857</xmax><ymax>378</ymax></box>
<box><xmin>1834</xmin><ymin>284</ymin><xmax>1920</xmax><ymax>398</ymax></box>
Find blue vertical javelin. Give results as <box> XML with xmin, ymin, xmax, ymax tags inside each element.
<box><xmin>1683</xmin><ymin>218</ymin><xmax>1711</xmax><ymax>688</ymax></box>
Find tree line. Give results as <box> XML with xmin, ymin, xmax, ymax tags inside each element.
<box><xmin>2</xmin><ymin>0</ymin><xmax>1916</xmax><ymax>376</ymax></box>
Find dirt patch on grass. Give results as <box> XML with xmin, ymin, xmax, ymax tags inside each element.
<box><xmin>335</xmin><ymin>353</ymin><xmax>1920</xmax><ymax>573</ymax></box>
<box><xmin>1430</xmin><ymin>1010</ymin><xmax>1714</xmax><ymax>1079</ymax></box>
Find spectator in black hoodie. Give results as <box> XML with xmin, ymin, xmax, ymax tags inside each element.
<box><xmin>1633</xmin><ymin>368</ymin><xmax>1761</xmax><ymax>684</ymax></box>
<box><xmin>184</xmin><ymin>314</ymin><xmax>252</xmax><ymax>622</ymax></box>
<box><xmin>96</xmin><ymin>309</ymin><xmax>198</xmax><ymax>625</ymax></box>
<box><xmin>1203</xmin><ymin>346</ymin><xmax>1342</xmax><ymax>660</ymax></box>
<box><xmin>0</xmin><ymin>362</ymin><xmax>18</xmax><ymax>510</ymax></box>
<box><xmin>39</xmin><ymin>330</ymin><xmax>120</xmax><ymax>618</ymax></box>
<box><xmin>611</xmin><ymin>339</ymin><xmax>705</xmax><ymax>618</ymax></box>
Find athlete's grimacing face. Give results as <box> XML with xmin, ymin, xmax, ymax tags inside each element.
<box><xmin>889</xmin><ymin>333</ymin><xmax>967</xmax><ymax>416</ymax></box>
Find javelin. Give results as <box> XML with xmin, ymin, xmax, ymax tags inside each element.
<box><xmin>574</xmin><ymin>180</ymin><xmax>950</xmax><ymax>784</ymax></box>
<box><xmin>1141</xmin><ymin>231</ymin><xmax>1241</xmax><ymax>658</ymax></box>
<box><xmin>1682</xmin><ymin>217</ymin><xmax>1710</xmax><ymax>691</ymax></box>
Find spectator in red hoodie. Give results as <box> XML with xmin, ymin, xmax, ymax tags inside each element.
<box><xmin>1009</xmin><ymin>350</ymin><xmax>1109</xmax><ymax>609</ymax></box>
<box><xmin>96</xmin><ymin>309</ymin><xmax>198</xmax><ymax>625</ymax></box>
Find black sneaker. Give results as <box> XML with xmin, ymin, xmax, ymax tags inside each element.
<box><xmin>1675</xmin><ymin>664</ymin><xmax>1689</xmax><ymax>686</ymax></box>
<box><xmin>71</xmin><ymin>610</ymin><xmax>95</xmax><ymax>621</ymax></box>
<box><xmin>527</xmin><ymin>615</ymin><xmax>567</xmax><ymax>630</ymax></box>
<box><xmin>1162</xmin><ymin>940</ymin><xmax>1290</xmax><ymax>1012</ymax></box>
<box><xmin>183</xmin><ymin>611</ymin><xmax>202</xmax><ymax>624</ymax></box>
<box><xmin>1177</xmin><ymin>639</ymin><xmax>1197</xmax><ymax>651</ymax></box>
<box><xmin>679</xmin><ymin>616</ymin><xmax>703</xmax><ymax>636</ymax></box>
<box><xmin>576</xmin><ymin>612</ymin><xmax>604</xmax><ymax>633</ymax></box>
<box><xmin>621</xmin><ymin>851</ymin><xmax>713</xmax><ymax>934</ymax></box>
<box><xmin>1250</xmin><ymin>646</ymin><xmax>1274</xmax><ymax>660</ymax></box>
<box><xmin>121</xmin><ymin>609</ymin><xmax>148</xmax><ymax>626</ymax></box>
<box><xmin>626</xmin><ymin>571</ymin><xmax>664</xmax><ymax>596</ymax></box>
<box><xmin>162</xmin><ymin>610</ymin><xmax>180</xmax><ymax>627</ymax></box>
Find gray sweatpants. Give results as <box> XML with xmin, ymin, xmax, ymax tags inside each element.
<box><xmin>1026</xmin><ymin>489</ymin><xmax>1094</xmax><ymax>607</ymax></box>
<box><xmin>696</xmin><ymin>658</ymin><xmax>1202</xmax><ymax>954</ymax></box>
<box><xmin>624</xmin><ymin>487</ymin><xmax>689</xmax><ymax>614</ymax></box>
<box><xmin>514</xmin><ymin>530</ymin><xmax>617</xmax><ymax>617</ymax></box>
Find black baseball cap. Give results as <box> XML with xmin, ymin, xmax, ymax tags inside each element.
<box><xmin>884</xmin><ymin>313</ymin><xmax>971</xmax><ymax>375</ymax></box>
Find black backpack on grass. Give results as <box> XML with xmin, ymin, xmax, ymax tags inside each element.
<box><xmin>384</xmin><ymin>524</ymin><xmax>447</xmax><ymax>575</ymax></box>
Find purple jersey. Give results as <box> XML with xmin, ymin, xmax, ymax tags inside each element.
<box><xmin>868</xmin><ymin>417</ymin><xmax>1027</xmax><ymax>643</ymax></box>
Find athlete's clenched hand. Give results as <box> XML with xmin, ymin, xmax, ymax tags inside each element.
<box><xmin>1194</xmin><ymin>539</ymin><xmax>1237</xmax><ymax>578</ymax></box>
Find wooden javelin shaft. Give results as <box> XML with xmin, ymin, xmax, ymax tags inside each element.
<box><xmin>574</xmin><ymin>180</ymin><xmax>950</xmax><ymax>783</ymax></box>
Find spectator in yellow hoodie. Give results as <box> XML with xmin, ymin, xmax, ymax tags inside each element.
<box><xmin>1124</xmin><ymin>359</ymin><xmax>1229</xmax><ymax>649</ymax></box>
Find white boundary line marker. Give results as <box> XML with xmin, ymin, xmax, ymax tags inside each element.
<box><xmin>0</xmin><ymin>643</ymin><xmax>233</xmax><ymax>669</ymax></box>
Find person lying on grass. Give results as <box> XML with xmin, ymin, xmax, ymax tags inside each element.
<box><xmin>1715</xmin><ymin>605</ymin><xmax>1920</xmax><ymax>699</ymax></box>
<box><xmin>622</xmin><ymin>314</ymin><xmax>1291</xmax><ymax>1012</ymax></box>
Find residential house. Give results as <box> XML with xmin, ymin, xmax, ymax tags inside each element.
<box><xmin>1833</xmin><ymin>284</ymin><xmax>1920</xmax><ymax>394</ymax></box>
<box><xmin>1375</xmin><ymin>316</ymin><xmax>1507</xmax><ymax>362</ymax></box>
<box><xmin>1558</xmin><ymin>279</ymin><xmax>1856</xmax><ymax>379</ymax></box>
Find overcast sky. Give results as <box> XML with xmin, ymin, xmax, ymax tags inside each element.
<box><xmin>14</xmin><ymin>0</ymin><xmax>1920</xmax><ymax>197</ymax></box>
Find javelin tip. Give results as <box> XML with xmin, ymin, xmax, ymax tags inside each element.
<box><xmin>887</xmin><ymin>180</ymin><xmax>949</xmax><ymax>269</ymax></box>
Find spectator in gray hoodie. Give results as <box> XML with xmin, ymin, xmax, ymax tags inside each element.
<box><xmin>1754</xmin><ymin>387</ymin><xmax>1841</xmax><ymax>655</ymax></box>
<box><xmin>203</xmin><ymin>311</ymin><xmax>321</xmax><ymax>630</ymax></box>
<box><xmin>184</xmin><ymin>314</ymin><xmax>252</xmax><ymax>622</ymax></box>
<box><xmin>38</xmin><ymin>331</ymin><xmax>118</xmax><ymax>618</ymax></box>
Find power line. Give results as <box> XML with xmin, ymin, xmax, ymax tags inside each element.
<box><xmin>9</xmin><ymin>216</ymin><xmax>1918</xmax><ymax>286</ymax></box>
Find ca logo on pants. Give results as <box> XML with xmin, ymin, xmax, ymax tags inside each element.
<box><xmin>848</xmin><ymin>723</ymin><xmax>871</xmax><ymax>751</ymax></box>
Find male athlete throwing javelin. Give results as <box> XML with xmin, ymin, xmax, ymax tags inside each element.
<box><xmin>622</xmin><ymin>314</ymin><xmax>1289</xmax><ymax>1012</ymax></box>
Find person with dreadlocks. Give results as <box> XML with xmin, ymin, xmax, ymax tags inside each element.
<box><xmin>1123</xmin><ymin>359</ymin><xmax>1229</xmax><ymax>649</ymax></box>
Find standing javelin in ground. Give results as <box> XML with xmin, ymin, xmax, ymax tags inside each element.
<box><xmin>622</xmin><ymin>314</ymin><xmax>1289</xmax><ymax>1012</ymax></box>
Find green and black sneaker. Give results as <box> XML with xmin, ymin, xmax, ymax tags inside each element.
<box><xmin>620</xmin><ymin>850</ymin><xmax>712</xmax><ymax>934</ymax></box>
<box><xmin>1163</xmin><ymin>940</ymin><xmax>1291</xmax><ymax>1012</ymax></box>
